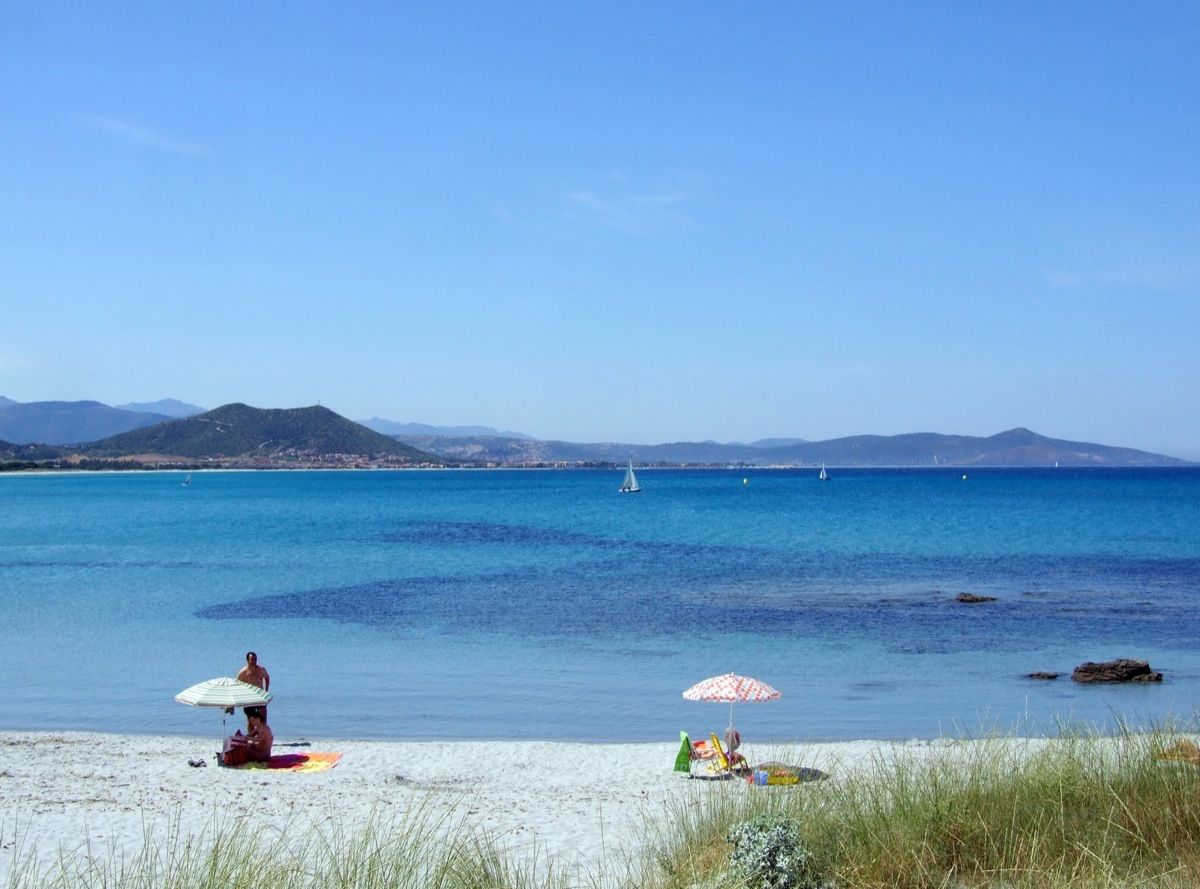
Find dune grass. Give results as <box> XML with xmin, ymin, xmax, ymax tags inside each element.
<box><xmin>1</xmin><ymin>800</ymin><xmax>577</xmax><ymax>889</ymax></box>
<box><xmin>640</xmin><ymin>727</ymin><xmax>1200</xmax><ymax>889</ymax></box>
<box><xmin>5</xmin><ymin>729</ymin><xmax>1200</xmax><ymax>888</ymax></box>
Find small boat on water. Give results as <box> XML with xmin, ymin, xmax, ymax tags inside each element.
<box><xmin>619</xmin><ymin>459</ymin><xmax>641</xmax><ymax>493</ymax></box>
<box><xmin>182</xmin><ymin>473</ymin><xmax>192</xmax><ymax>487</ymax></box>
<box><xmin>819</xmin><ymin>464</ymin><xmax>829</xmax><ymax>481</ymax></box>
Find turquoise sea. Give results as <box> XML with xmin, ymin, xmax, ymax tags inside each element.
<box><xmin>0</xmin><ymin>468</ymin><xmax>1197</xmax><ymax>743</ymax></box>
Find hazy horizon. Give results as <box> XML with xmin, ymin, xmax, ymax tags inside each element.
<box><xmin>3</xmin><ymin>4</ymin><xmax>1197</xmax><ymax>460</ymax></box>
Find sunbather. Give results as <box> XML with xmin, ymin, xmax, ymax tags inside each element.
<box><xmin>724</xmin><ymin>727</ymin><xmax>741</xmax><ymax>754</ymax></box>
<box><xmin>222</xmin><ymin>711</ymin><xmax>273</xmax><ymax>765</ymax></box>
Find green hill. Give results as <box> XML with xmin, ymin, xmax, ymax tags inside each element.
<box><xmin>0</xmin><ymin>438</ymin><xmax>63</xmax><ymax>469</ymax></box>
<box><xmin>84</xmin><ymin>403</ymin><xmax>441</xmax><ymax>464</ymax></box>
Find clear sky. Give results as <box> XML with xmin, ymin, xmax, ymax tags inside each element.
<box><xmin>2</xmin><ymin>3</ymin><xmax>1198</xmax><ymax>458</ymax></box>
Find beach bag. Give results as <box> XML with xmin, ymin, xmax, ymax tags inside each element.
<box><xmin>674</xmin><ymin>731</ymin><xmax>693</xmax><ymax>772</ymax></box>
<box><xmin>221</xmin><ymin>744</ymin><xmax>249</xmax><ymax>766</ymax></box>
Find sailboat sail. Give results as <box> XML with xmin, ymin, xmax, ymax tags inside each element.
<box><xmin>819</xmin><ymin>464</ymin><xmax>828</xmax><ymax>481</ymax></box>
<box><xmin>620</xmin><ymin>459</ymin><xmax>641</xmax><ymax>493</ymax></box>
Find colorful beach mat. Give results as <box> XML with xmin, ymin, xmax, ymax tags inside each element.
<box><xmin>238</xmin><ymin>752</ymin><xmax>342</xmax><ymax>772</ymax></box>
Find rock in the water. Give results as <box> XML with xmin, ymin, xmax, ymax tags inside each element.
<box><xmin>1071</xmin><ymin>659</ymin><xmax>1162</xmax><ymax>683</ymax></box>
<box><xmin>1028</xmin><ymin>671</ymin><xmax>1061</xmax><ymax>680</ymax></box>
<box><xmin>955</xmin><ymin>592</ymin><xmax>998</xmax><ymax>603</ymax></box>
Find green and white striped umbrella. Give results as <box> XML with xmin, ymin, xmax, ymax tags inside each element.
<box><xmin>175</xmin><ymin>677</ymin><xmax>273</xmax><ymax>709</ymax></box>
<box><xmin>176</xmin><ymin>677</ymin><xmax>273</xmax><ymax>749</ymax></box>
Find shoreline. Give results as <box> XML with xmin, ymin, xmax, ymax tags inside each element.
<box><xmin>0</xmin><ymin>729</ymin><xmax>1001</xmax><ymax>882</ymax></box>
<box><xmin>2</xmin><ymin>465</ymin><xmax>1194</xmax><ymax>477</ymax></box>
<box><xmin>0</xmin><ymin>722</ymin><xmax>979</xmax><ymax>745</ymax></box>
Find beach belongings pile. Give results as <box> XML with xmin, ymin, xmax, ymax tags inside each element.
<box><xmin>747</xmin><ymin>761</ymin><xmax>828</xmax><ymax>786</ymax></box>
<box><xmin>1156</xmin><ymin>739</ymin><xmax>1200</xmax><ymax>765</ymax></box>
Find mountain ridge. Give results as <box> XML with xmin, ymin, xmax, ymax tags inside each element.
<box><xmin>115</xmin><ymin>398</ymin><xmax>206</xmax><ymax>418</ymax></box>
<box><xmin>359</xmin><ymin>417</ymin><xmax>535</xmax><ymax>439</ymax></box>
<box><xmin>392</xmin><ymin>426</ymin><xmax>1187</xmax><ymax>467</ymax></box>
<box><xmin>0</xmin><ymin>397</ymin><xmax>1188</xmax><ymax>468</ymax></box>
<box><xmin>0</xmin><ymin>400</ymin><xmax>173</xmax><ymax>445</ymax></box>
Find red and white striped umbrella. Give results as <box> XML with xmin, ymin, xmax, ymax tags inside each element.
<box><xmin>682</xmin><ymin>672</ymin><xmax>781</xmax><ymax>731</ymax></box>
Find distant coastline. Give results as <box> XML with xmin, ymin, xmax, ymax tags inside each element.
<box><xmin>1</xmin><ymin>400</ymin><xmax>1190</xmax><ymax>470</ymax></box>
<box><xmin>3</xmin><ymin>464</ymin><xmax>1196</xmax><ymax>477</ymax></box>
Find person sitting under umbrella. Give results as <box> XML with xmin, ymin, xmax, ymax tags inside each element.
<box><xmin>221</xmin><ymin>710</ymin><xmax>273</xmax><ymax>766</ymax></box>
<box><xmin>724</xmin><ymin>726</ymin><xmax>742</xmax><ymax>755</ymax></box>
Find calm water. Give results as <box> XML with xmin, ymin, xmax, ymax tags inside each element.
<box><xmin>1</xmin><ymin>467</ymin><xmax>1197</xmax><ymax>742</ymax></box>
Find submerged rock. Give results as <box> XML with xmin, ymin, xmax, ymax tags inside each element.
<box><xmin>1071</xmin><ymin>658</ymin><xmax>1162</xmax><ymax>683</ymax></box>
<box><xmin>1027</xmin><ymin>671</ymin><xmax>1061</xmax><ymax>680</ymax></box>
<box><xmin>955</xmin><ymin>592</ymin><xmax>998</xmax><ymax>603</ymax></box>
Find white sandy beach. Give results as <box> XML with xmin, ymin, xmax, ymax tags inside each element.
<box><xmin>0</xmin><ymin>730</ymin><xmax>997</xmax><ymax>884</ymax></box>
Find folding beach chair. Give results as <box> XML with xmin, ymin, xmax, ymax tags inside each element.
<box><xmin>675</xmin><ymin>730</ymin><xmax>747</xmax><ymax>778</ymax></box>
<box><xmin>674</xmin><ymin>730</ymin><xmax>725</xmax><ymax>776</ymax></box>
<box><xmin>675</xmin><ymin>731</ymin><xmax>714</xmax><ymax>771</ymax></box>
<box><xmin>708</xmin><ymin>732</ymin><xmax>750</xmax><ymax>776</ymax></box>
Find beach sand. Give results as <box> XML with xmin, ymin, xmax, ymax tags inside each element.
<box><xmin>0</xmin><ymin>730</ymin><xmax>998</xmax><ymax>883</ymax></box>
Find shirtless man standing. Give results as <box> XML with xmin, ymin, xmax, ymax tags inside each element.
<box><xmin>236</xmin><ymin>651</ymin><xmax>270</xmax><ymax>721</ymax></box>
<box><xmin>237</xmin><ymin>651</ymin><xmax>270</xmax><ymax>690</ymax></box>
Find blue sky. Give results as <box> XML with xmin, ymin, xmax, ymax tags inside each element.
<box><xmin>2</xmin><ymin>3</ymin><xmax>1198</xmax><ymax>458</ymax></box>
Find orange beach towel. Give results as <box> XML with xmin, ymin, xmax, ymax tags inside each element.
<box><xmin>238</xmin><ymin>752</ymin><xmax>342</xmax><ymax>772</ymax></box>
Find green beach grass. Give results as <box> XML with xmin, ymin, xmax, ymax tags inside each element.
<box><xmin>5</xmin><ymin>729</ymin><xmax>1200</xmax><ymax>889</ymax></box>
<box><xmin>2</xmin><ymin>799</ymin><xmax>583</xmax><ymax>889</ymax></box>
<box><xmin>642</xmin><ymin>727</ymin><xmax>1200</xmax><ymax>889</ymax></box>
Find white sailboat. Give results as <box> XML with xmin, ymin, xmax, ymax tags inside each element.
<box><xmin>619</xmin><ymin>459</ymin><xmax>641</xmax><ymax>493</ymax></box>
<box><xmin>182</xmin><ymin>473</ymin><xmax>192</xmax><ymax>487</ymax></box>
<box><xmin>818</xmin><ymin>464</ymin><xmax>829</xmax><ymax>481</ymax></box>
